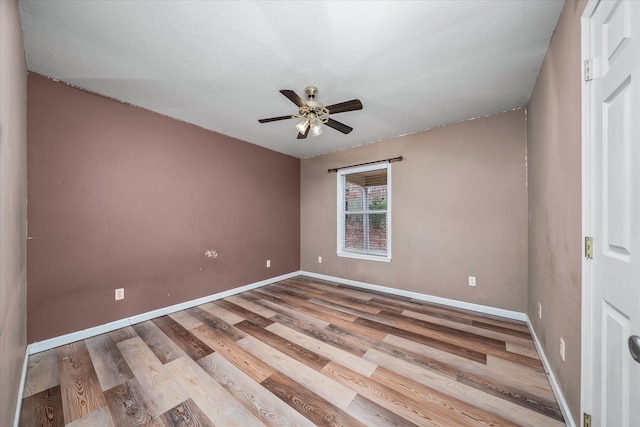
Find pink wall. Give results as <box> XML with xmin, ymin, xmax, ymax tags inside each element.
<box><xmin>0</xmin><ymin>0</ymin><xmax>28</xmax><ymax>422</ymax></box>
<box><xmin>27</xmin><ymin>73</ymin><xmax>300</xmax><ymax>342</ymax></box>
<box><xmin>527</xmin><ymin>0</ymin><xmax>587</xmax><ymax>422</ymax></box>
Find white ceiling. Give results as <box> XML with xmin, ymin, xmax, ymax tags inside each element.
<box><xmin>18</xmin><ymin>1</ymin><xmax>564</xmax><ymax>159</ymax></box>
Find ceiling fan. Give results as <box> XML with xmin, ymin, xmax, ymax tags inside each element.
<box><xmin>258</xmin><ymin>86</ymin><xmax>363</xmax><ymax>139</ymax></box>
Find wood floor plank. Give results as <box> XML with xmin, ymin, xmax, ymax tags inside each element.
<box><xmin>345</xmin><ymin>394</ymin><xmax>419</xmax><ymax>427</ymax></box>
<box><xmin>153</xmin><ymin>398</ymin><xmax>215</xmax><ymax>427</ymax></box>
<box><xmin>386</xmin><ymin>310</ymin><xmax>507</xmax><ymax>349</ymax></box>
<box><xmin>309</xmin><ymin>297</ymin><xmax>397</xmax><ymax>326</ymax></box>
<box><xmin>486</xmin><ymin>355</ymin><xmax>556</xmax><ymax>397</ymax></box>
<box><xmin>23</xmin><ymin>276</ymin><xmax>566</xmax><ymax>427</ymax></box>
<box><xmin>356</xmin><ymin>317</ymin><xmax>488</xmax><ymax>363</ymax></box>
<box><xmin>235</xmin><ymin>319</ymin><xmax>330</xmax><ymax>371</ymax></box>
<box><xmin>364</xmin><ymin>348</ymin><xmax>565</xmax><ymax>427</ymax></box>
<box><xmin>117</xmin><ymin>337</ymin><xmax>189</xmax><ymax>417</ymax></box>
<box><xmin>56</xmin><ymin>341</ymin><xmax>107</xmax><ymax>424</ymax></box>
<box><xmin>266</xmin><ymin>322</ymin><xmax>377</xmax><ymax>377</ymax></box>
<box><xmin>457</xmin><ymin>369</ymin><xmax>564</xmax><ymax>420</ymax></box>
<box><xmin>165</xmin><ymin>356</ymin><xmax>265</xmax><ymax>426</ymax></box>
<box><xmin>286</xmin><ymin>277</ymin><xmax>375</xmax><ymax>301</ymax></box>
<box><xmin>260</xmin><ymin>285</ymin><xmax>361</xmax><ymax>323</ymax></box>
<box><xmin>169</xmin><ymin>310</ymin><xmax>204</xmax><ymax>330</ymax></box>
<box><xmin>506</xmin><ymin>341</ymin><xmax>541</xmax><ymax>359</ymax></box>
<box><xmin>23</xmin><ymin>349</ymin><xmax>60</xmax><ymax>398</ymax></box>
<box><xmin>271</xmin><ymin>312</ymin><xmax>368</xmax><ymax>357</ymax></box>
<box><xmin>260</xmin><ymin>371</ymin><xmax>366</xmax><ymax>427</ymax></box>
<box><xmin>237</xmin><ymin>334</ymin><xmax>357</xmax><ymax>410</ymax></box>
<box><xmin>324</xmin><ymin>360</ymin><xmax>512</xmax><ymax>427</ymax></box>
<box><xmin>197</xmin><ymin>352</ymin><xmax>316</xmax><ymax>427</ymax></box>
<box><xmin>109</xmin><ymin>326</ymin><xmax>138</xmax><ymax>344</ymax></box>
<box><xmin>384</xmin><ymin>333</ymin><xmax>552</xmax><ymax>396</ymax></box>
<box><xmin>151</xmin><ymin>315</ymin><xmax>214</xmax><ymax>361</ymax></box>
<box><xmin>132</xmin><ymin>320</ymin><xmax>185</xmax><ymax>364</ymax></box>
<box><xmin>18</xmin><ymin>385</ymin><xmax>64</xmax><ymax>427</ymax></box>
<box><xmin>199</xmin><ymin>301</ymin><xmax>245</xmax><ymax>325</ymax></box>
<box><xmin>247</xmin><ymin>290</ymin><xmax>332</xmax><ymax>329</ymax></box>
<box><xmin>371</xmin><ymin>365</ymin><xmax>520</xmax><ymax>427</ymax></box>
<box><xmin>403</xmin><ymin>309</ymin><xmax>534</xmax><ymax>346</ymax></box>
<box><xmin>103</xmin><ymin>379</ymin><xmax>155</xmax><ymax>426</ymax></box>
<box><xmin>321</xmin><ymin>361</ymin><xmax>443</xmax><ymax>426</ymax></box>
<box><xmin>226</xmin><ymin>294</ymin><xmax>279</xmax><ymax>318</ymax></box>
<box><xmin>65</xmin><ymin>406</ymin><xmax>115</xmax><ymax>427</ymax></box>
<box><xmin>187</xmin><ymin>306</ymin><xmax>247</xmax><ymax>341</ymax></box>
<box><xmin>189</xmin><ymin>323</ymin><xmax>275</xmax><ymax>383</ymax></box>
<box><xmin>212</xmin><ymin>299</ymin><xmax>275</xmax><ymax>328</ymax></box>
<box><xmin>85</xmin><ymin>333</ymin><xmax>134</xmax><ymax>391</ymax></box>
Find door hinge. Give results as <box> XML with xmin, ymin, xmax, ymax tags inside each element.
<box><xmin>584</xmin><ymin>413</ymin><xmax>592</xmax><ymax>427</ymax></box>
<box><xmin>585</xmin><ymin>236</ymin><xmax>593</xmax><ymax>259</ymax></box>
<box><xmin>584</xmin><ymin>59</ymin><xmax>593</xmax><ymax>81</ymax></box>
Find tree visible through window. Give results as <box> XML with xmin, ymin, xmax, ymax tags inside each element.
<box><xmin>337</xmin><ymin>163</ymin><xmax>390</xmax><ymax>261</ymax></box>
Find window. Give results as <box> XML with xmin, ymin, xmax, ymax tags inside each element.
<box><xmin>337</xmin><ymin>163</ymin><xmax>391</xmax><ymax>262</ymax></box>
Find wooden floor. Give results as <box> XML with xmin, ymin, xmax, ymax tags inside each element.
<box><xmin>19</xmin><ymin>276</ymin><xmax>565</xmax><ymax>426</ymax></box>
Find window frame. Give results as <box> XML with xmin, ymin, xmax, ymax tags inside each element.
<box><xmin>336</xmin><ymin>162</ymin><xmax>392</xmax><ymax>262</ymax></box>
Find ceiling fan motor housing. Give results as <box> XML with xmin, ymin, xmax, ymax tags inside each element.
<box><xmin>305</xmin><ymin>86</ymin><xmax>318</xmax><ymax>100</ymax></box>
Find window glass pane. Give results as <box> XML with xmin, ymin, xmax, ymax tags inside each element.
<box><xmin>345</xmin><ymin>182</ymin><xmax>365</xmax><ymax>211</ymax></box>
<box><xmin>368</xmin><ymin>214</ymin><xmax>387</xmax><ymax>251</ymax></box>
<box><xmin>344</xmin><ymin>214</ymin><xmax>364</xmax><ymax>250</ymax></box>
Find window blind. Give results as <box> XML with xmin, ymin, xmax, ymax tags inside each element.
<box><xmin>338</xmin><ymin>165</ymin><xmax>389</xmax><ymax>258</ymax></box>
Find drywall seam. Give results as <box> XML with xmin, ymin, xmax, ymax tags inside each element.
<box><xmin>301</xmin><ymin>271</ymin><xmax>527</xmax><ymax>321</ymax></box>
<box><xmin>527</xmin><ymin>316</ymin><xmax>576</xmax><ymax>427</ymax></box>
<box><xmin>27</xmin><ymin>271</ymin><xmax>300</xmax><ymax>355</ymax></box>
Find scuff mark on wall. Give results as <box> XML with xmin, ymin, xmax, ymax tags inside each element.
<box><xmin>204</xmin><ymin>249</ymin><xmax>218</xmax><ymax>259</ymax></box>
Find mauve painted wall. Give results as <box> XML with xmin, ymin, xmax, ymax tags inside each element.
<box><xmin>301</xmin><ymin>110</ymin><xmax>528</xmax><ymax>312</ymax></box>
<box><xmin>527</xmin><ymin>0</ymin><xmax>587</xmax><ymax>422</ymax></box>
<box><xmin>27</xmin><ymin>73</ymin><xmax>300</xmax><ymax>342</ymax></box>
<box><xmin>0</xmin><ymin>0</ymin><xmax>28</xmax><ymax>421</ymax></box>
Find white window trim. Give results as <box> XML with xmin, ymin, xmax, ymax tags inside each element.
<box><xmin>336</xmin><ymin>162</ymin><xmax>392</xmax><ymax>262</ymax></box>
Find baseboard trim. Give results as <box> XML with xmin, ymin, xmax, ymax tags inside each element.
<box><xmin>12</xmin><ymin>346</ymin><xmax>29</xmax><ymax>427</ymax></box>
<box><xmin>300</xmin><ymin>271</ymin><xmax>527</xmax><ymax>322</ymax></box>
<box><xmin>527</xmin><ymin>316</ymin><xmax>576</xmax><ymax>427</ymax></box>
<box><xmin>27</xmin><ymin>271</ymin><xmax>300</xmax><ymax>355</ymax></box>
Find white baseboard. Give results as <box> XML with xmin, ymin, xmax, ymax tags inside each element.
<box><xmin>527</xmin><ymin>316</ymin><xmax>576</xmax><ymax>427</ymax></box>
<box><xmin>300</xmin><ymin>271</ymin><xmax>527</xmax><ymax>322</ymax></box>
<box><xmin>27</xmin><ymin>271</ymin><xmax>300</xmax><ymax>355</ymax></box>
<box><xmin>12</xmin><ymin>346</ymin><xmax>29</xmax><ymax>427</ymax></box>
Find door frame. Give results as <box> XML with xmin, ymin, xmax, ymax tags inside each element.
<box><xmin>580</xmin><ymin>0</ymin><xmax>599</xmax><ymax>424</ymax></box>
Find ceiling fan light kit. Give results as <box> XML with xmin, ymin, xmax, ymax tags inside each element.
<box><xmin>259</xmin><ymin>86</ymin><xmax>362</xmax><ymax>139</ymax></box>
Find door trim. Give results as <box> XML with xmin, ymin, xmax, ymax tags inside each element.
<box><xmin>580</xmin><ymin>0</ymin><xmax>600</xmax><ymax>424</ymax></box>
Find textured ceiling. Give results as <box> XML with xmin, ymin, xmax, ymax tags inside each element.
<box><xmin>18</xmin><ymin>1</ymin><xmax>564</xmax><ymax>159</ymax></box>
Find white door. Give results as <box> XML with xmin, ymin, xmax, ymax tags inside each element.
<box><xmin>584</xmin><ymin>1</ymin><xmax>640</xmax><ymax>426</ymax></box>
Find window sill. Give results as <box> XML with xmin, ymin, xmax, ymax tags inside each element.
<box><xmin>337</xmin><ymin>251</ymin><xmax>391</xmax><ymax>263</ymax></box>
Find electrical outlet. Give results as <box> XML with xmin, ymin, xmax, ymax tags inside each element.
<box><xmin>318</xmin><ymin>256</ymin><xmax>322</xmax><ymax>263</ymax></box>
<box><xmin>468</xmin><ymin>276</ymin><xmax>476</xmax><ymax>287</ymax></box>
<box><xmin>266</xmin><ymin>259</ymin><xmax>271</xmax><ymax>268</ymax></box>
<box><xmin>538</xmin><ymin>302</ymin><xmax>542</xmax><ymax>319</ymax></box>
<box><xmin>115</xmin><ymin>288</ymin><xmax>124</xmax><ymax>301</ymax></box>
<box><xmin>560</xmin><ymin>337</ymin><xmax>566</xmax><ymax>362</ymax></box>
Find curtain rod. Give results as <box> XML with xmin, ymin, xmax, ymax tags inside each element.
<box><xmin>327</xmin><ymin>156</ymin><xmax>403</xmax><ymax>173</ymax></box>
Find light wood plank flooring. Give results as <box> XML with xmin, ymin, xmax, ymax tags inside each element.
<box><xmin>19</xmin><ymin>276</ymin><xmax>565</xmax><ymax>426</ymax></box>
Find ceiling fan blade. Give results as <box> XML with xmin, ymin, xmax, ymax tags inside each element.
<box><xmin>325</xmin><ymin>118</ymin><xmax>353</xmax><ymax>134</ymax></box>
<box><xmin>258</xmin><ymin>115</ymin><xmax>297</xmax><ymax>123</ymax></box>
<box><xmin>297</xmin><ymin>126</ymin><xmax>310</xmax><ymax>139</ymax></box>
<box><xmin>326</xmin><ymin>99</ymin><xmax>363</xmax><ymax>114</ymax></box>
<box><xmin>280</xmin><ymin>90</ymin><xmax>307</xmax><ymax>108</ymax></box>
